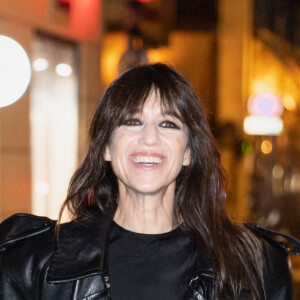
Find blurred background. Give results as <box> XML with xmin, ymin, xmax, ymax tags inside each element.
<box><xmin>1</xmin><ymin>0</ymin><xmax>300</xmax><ymax>296</ymax></box>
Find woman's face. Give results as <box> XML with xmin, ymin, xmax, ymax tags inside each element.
<box><xmin>104</xmin><ymin>92</ymin><xmax>190</xmax><ymax>196</ymax></box>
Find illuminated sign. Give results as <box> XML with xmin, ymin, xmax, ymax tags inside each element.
<box><xmin>243</xmin><ymin>116</ymin><xmax>283</xmax><ymax>136</ymax></box>
<box><xmin>247</xmin><ymin>92</ymin><xmax>283</xmax><ymax>117</ymax></box>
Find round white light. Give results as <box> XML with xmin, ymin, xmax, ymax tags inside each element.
<box><xmin>33</xmin><ymin>58</ymin><xmax>49</xmax><ymax>71</ymax></box>
<box><xmin>55</xmin><ymin>63</ymin><xmax>72</xmax><ymax>77</ymax></box>
<box><xmin>35</xmin><ymin>180</ymin><xmax>50</xmax><ymax>196</ymax></box>
<box><xmin>0</xmin><ymin>35</ymin><xmax>31</xmax><ymax>107</ymax></box>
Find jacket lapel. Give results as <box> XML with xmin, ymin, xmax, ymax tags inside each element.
<box><xmin>47</xmin><ymin>217</ymin><xmax>111</xmax><ymax>283</ymax></box>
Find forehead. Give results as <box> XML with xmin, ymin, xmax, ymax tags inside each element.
<box><xmin>133</xmin><ymin>90</ymin><xmax>182</xmax><ymax>120</ymax></box>
<box><xmin>142</xmin><ymin>92</ymin><xmax>162</xmax><ymax>112</ymax></box>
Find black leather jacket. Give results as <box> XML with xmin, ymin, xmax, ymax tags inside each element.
<box><xmin>1</xmin><ymin>213</ymin><xmax>300</xmax><ymax>300</ymax></box>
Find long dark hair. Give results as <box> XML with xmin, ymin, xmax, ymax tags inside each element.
<box><xmin>59</xmin><ymin>63</ymin><xmax>264</xmax><ymax>298</ymax></box>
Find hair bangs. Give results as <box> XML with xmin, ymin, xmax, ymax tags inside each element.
<box><xmin>155</xmin><ymin>87</ymin><xmax>185</xmax><ymax>122</ymax></box>
<box><xmin>111</xmin><ymin>73</ymin><xmax>184</xmax><ymax>127</ymax></box>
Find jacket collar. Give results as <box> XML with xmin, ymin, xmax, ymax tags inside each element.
<box><xmin>46</xmin><ymin>217</ymin><xmax>218</xmax><ymax>284</ymax></box>
<box><xmin>47</xmin><ymin>216</ymin><xmax>111</xmax><ymax>283</ymax></box>
<box><xmin>46</xmin><ymin>217</ymin><xmax>213</xmax><ymax>284</ymax></box>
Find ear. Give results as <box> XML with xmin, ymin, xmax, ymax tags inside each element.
<box><xmin>104</xmin><ymin>146</ymin><xmax>111</xmax><ymax>161</ymax></box>
<box><xmin>182</xmin><ymin>147</ymin><xmax>191</xmax><ymax>166</ymax></box>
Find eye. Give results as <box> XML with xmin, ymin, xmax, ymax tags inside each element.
<box><xmin>122</xmin><ymin>118</ymin><xmax>143</xmax><ymax>126</ymax></box>
<box><xmin>160</xmin><ymin>120</ymin><xmax>180</xmax><ymax>129</ymax></box>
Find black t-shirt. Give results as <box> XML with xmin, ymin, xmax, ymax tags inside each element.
<box><xmin>108</xmin><ymin>221</ymin><xmax>197</xmax><ymax>300</ymax></box>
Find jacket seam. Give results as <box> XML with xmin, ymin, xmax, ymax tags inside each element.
<box><xmin>77</xmin><ymin>290</ymin><xmax>107</xmax><ymax>300</ymax></box>
<box><xmin>0</xmin><ymin>226</ymin><xmax>52</xmax><ymax>249</ymax></box>
<box><xmin>47</xmin><ymin>268</ymin><xmax>104</xmax><ymax>283</ymax></box>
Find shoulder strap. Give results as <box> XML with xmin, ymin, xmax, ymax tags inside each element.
<box><xmin>0</xmin><ymin>213</ymin><xmax>55</xmax><ymax>251</ymax></box>
<box><xmin>245</xmin><ymin>223</ymin><xmax>300</xmax><ymax>255</ymax></box>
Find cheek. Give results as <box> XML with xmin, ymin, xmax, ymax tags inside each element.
<box><xmin>108</xmin><ymin>136</ymin><xmax>130</xmax><ymax>167</ymax></box>
<box><xmin>171</xmin><ymin>137</ymin><xmax>189</xmax><ymax>167</ymax></box>
<box><xmin>173</xmin><ymin>136</ymin><xmax>188</xmax><ymax>155</ymax></box>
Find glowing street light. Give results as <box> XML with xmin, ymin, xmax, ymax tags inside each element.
<box><xmin>243</xmin><ymin>92</ymin><xmax>284</xmax><ymax>136</ymax></box>
<box><xmin>0</xmin><ymin>35</ymin><xmax>31</xmax><ymax>107</ymax></box>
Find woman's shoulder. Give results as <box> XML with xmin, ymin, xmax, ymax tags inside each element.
<box><xmin>0</xmin><ymin>213</ymin><xmax>57</xmax><ymax>273</ymax></box>
<box><xmin>245</xmin><ymin>223</ymin><xmax>300</xmax><ymax>255</ymax></box>
<box><xmin>0</xmin><ymin>213</ymin><xmax>56</xmax><ymax>252</ymax></box>
<box><xmin>191</xmin><ymin>224</ymin><xmax>300</xmax><ymax>299</ymax></box>
<box><xmin>0</xmin><ymin>213</ymin><xmax>111</xmax><ymax>282</ymax></box>
<box><xmin>0</xmin><ymin>213</ymin><xmax>57</xmax><ymax>295</ymax></box>
<box><xmin>245</xmin><ymin>223</ymin><xmax>300</xmax><ymax>299</ymax></box>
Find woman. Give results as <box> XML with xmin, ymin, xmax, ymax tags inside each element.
<box><xmin>0</xmin><ymin>63</ymin><xmax>299</xmax><ymax>300</ymax></box>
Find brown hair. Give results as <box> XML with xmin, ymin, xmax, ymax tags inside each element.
<box><xmin>59</xmin><ymin>63</ymin><xmax>264</xmax><ymax>298</ymax></box>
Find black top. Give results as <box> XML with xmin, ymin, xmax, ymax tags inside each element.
<box><xmin>108</xmin><ymin>222</ymin><xmax>197</xmax><ymax>300</ymax></box>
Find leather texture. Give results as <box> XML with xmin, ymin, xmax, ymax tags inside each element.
<box><xmin>0</xmin><ymin>213</ymin><xmax>299</xmax><ymax>300</ymax></box>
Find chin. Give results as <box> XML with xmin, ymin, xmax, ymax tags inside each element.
<box><xmin>131</xmin><ymin>181</ymin><xmax>174</xmax><ymax>196</ymax></box>
<box><xmin>134</xmin><ymin>186</ymin><xmax>162</xmax><ymax>195</ymax></box>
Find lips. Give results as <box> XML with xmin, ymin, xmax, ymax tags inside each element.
<box><xmin>130</xmin><ymin>152</ymin><xmax>165</xmax><ymax>168</ymax></box>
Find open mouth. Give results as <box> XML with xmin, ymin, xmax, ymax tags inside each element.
<box><xmin>132</xmin><ymin>156</ymin><xmax>163</xmax><ymax>166</ymax></box>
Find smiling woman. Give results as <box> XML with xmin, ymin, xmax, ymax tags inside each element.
<box><xmin>104</xmin><ymin>91</ymin><xmax>190</xmax><ymax>232</ymax></box>
<box><xmin>1</xmin><ymin>63</ymin><xmax>300</xmax><ymax>300</ymax></box>
<box><xmin>104</xmin><ymin>91</ymin><xmax>190</xmax><ymax>234</ymax></box>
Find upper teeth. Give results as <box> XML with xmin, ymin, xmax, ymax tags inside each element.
<box><xmin>133</xmin><ymin>156</ymin><xmax>163</xmax><ymax>164</ymax></box>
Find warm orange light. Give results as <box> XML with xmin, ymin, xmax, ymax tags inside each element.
<box><xmin>261</xmin><ymin>140</ymin><xmax>272</xmax><ymax>154</ymax></box>
<box><xmin>147</xmin><ymin>48</ymin><xmax>170</xmax><ymax>63</ymax></box>
<box><xmin>101</xmin><ymin>31</ymin><xmax>215</xmax><ymax>92</ymax></box>
<box><xmin>282</xmin><ymin>95</ymin><xmax>297</xmax><ymax>111</ymax></box>
<box><xmin>251</xmin><ymin>78</ymin><xmax>277</xmax><ymax>95</ymax></box>
<box><xmin>101</xmin><ymin>33</ymin><xmax>128</xmax><ymax>87</ymax></box>
<box><xmin>251</xmin><ymin>40</ymin><xmax>299</xmax><ymax>118</ymax></box>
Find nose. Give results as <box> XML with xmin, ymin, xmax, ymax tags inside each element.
<box><xmin>138</xmin><ymin>123</ymin><xmax>161</xmax><ymax>146</ymax></box>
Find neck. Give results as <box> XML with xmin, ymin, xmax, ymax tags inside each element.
<box><xmin>114</xmin><ymin>182</ymin><xmax>176</xmax><ymax>234</ymax></box>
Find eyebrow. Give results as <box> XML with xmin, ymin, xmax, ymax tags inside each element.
<box><xmin>160</xmin><ymin>108</ymin><xmax>183</xmax><ymax>121</ymax></box>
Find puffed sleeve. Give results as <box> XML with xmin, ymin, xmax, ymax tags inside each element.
<box><xmin>0</xmin><ymin>213</ymin><xmax>55</xmax><ymax>300</ymax></box>
<box><xmin>246</xmin><ymin>224</ymin><xmax>300</xmax><ymax>300</ymax></box>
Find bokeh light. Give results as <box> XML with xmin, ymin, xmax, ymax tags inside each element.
<box><xmin>35</xmin><ymin>180</ymin><xmax>50</xmax><ymax>196</ymax></box>
<box><xmin>33</xmin><ymin>58</ymin><xmax>49</xmax><ymax>72</ymax></box>
<box><xmin>55</xmin><ymin>63</ymin><xmax>72</xmax><ymax>77</ymax></box>
<box><xmin>0</xmin><ymin>35</ymin><xmax>31</xmax><ymax>107</ymax></box>
<box><xmin>261</xmin><ymin>140</ymin><xmax>273</xmax><ymax>154</ymax></box>
<box><xmin>272</xmin><ymin>165</ymin><xmax>284</xmax><ymax>179</ymax></box>
<box><xmin>282</xmin><ymin>95</ymin><xmax>297</xmax><ymax>111</ymax></box>
<box><xmin>247</xmin><ymin>93</ymin><xmax>283</xmax><ymax>117</ymax></box>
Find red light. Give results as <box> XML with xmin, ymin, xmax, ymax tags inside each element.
<box><xmin>58</xmin><ymin>0</ymin><xmax>70</xmax><ymax>9</ymax></box>
<box><xmin>136</xmin><ymin>0</ymin><xmax>155</xmax><ymax>2</ymax></box>
<box><xmin>70</xmin><ymin>0</ymin><xmax>101</xmax><ymax>40</ymax></box>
